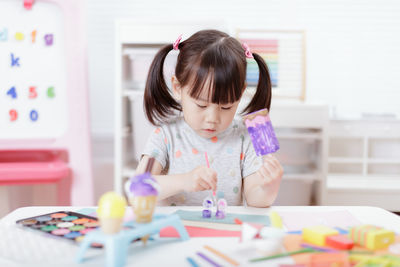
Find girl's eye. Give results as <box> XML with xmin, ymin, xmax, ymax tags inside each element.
<box><xmin>196</xmin><ymin>104</ymin><xmax>207</xmax><ymax>109</ymax></box>
<box><xmin>222</xmin><ymin>106</ymin><xmax>232</xmax><ymax>110</ymax></box>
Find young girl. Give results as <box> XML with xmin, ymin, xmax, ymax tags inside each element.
<box><xmin>136</xmin><ymin>29</ymin><xmax>283</xmax><ymax>208</ymax></box>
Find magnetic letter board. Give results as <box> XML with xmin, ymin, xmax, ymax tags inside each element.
<box><xmin>0</xmin><ymin>1</ymin><xmax>67</xmax><ymax>139</ymax></box>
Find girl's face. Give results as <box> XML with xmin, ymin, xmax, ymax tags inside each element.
<box><xmin>172</xmin><ymin>76</ymin><xmax>240</xmax><ymax>138</ymax></box>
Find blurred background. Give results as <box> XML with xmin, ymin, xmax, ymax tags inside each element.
<box><xmin>1</xmin><ymin>0</ymin><xmax>400</xmax><ymax>216</ymax></box>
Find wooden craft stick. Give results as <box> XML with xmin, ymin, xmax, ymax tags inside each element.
<box><xmin>204</xmin><ymin>245</ymin><xmax>240</xmax><ymax>266</ymax></box>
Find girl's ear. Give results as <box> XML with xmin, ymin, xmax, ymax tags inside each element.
<box><xmin>171</xmin><ymin>75</ymin><xmax>182</xmax><ymax>101</ymax></box>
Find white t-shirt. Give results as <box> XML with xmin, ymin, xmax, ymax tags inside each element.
<box><xmin>142</xmin><ymin>116</ymin><xmax>262</xmax><ymax>206</ymax></box>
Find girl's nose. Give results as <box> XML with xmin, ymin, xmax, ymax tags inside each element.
<box><xmin>206</xmin><ymin>106</ymin><xmax>220</xmax><ymax>124</ymax></box>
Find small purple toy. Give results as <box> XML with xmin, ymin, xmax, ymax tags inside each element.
<box><xmin>243</xmin><ymin>108</ymin><xmax>279</xmax><ymax>156</ymax></box>
<box><xmin>202</xmin><ymin>197</ymin><xmax>213</xmax><ymax>218</ymax></box>
<box><xmin>215</xmin><ymin>198</ymin><xmax>227</xmax><ymax>219</ymax></box>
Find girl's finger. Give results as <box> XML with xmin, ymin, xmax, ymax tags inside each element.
<box><xmin>266</xmin><ymin>156</ymin><xmax>284</xmax><ymax>177</ymax></box>
<box><xmin>262</xmin><ymin>160</ymin><xmax>276</xmax><ymax>174</ymax></box>
<box><xmin>198</xmin><ymin>180</ymin><xmax>210</xmax><ymax>191</ymax></box>
<box><xmin>204</xmin><ymin>176</ymin><xmax>217</xmax><ymax>191</ymax></box>
<box><xmin>263</xmin><ymin>155</ymin><xmax>279</xmax><ymax>169</ymax></box>
<box><xmin>207</xmin><ymin>169</ymin><xmax>218</xmax><ymax>183</ymax></box>
<box><xmin>258</xmin><ymin>165</ymin><xmax>272</xmax><ymax>180</ymax></box>
<box><xmin>268</xmin><ymin>157</ymin><xmax>280</xmax><ymax>169</ymax></box>
<box><xmin>263</xmin><ymin>163</ymin><xmax>282</xmax><ymax>183</ymax></box>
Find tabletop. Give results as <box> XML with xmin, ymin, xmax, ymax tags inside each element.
<box><xmin>1</xmin><ymin>205</ymin><xmax>399</xmax><ymax>266</ymax></box>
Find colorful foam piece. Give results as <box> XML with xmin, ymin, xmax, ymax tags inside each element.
<box><xmin>349</xmin><ymin>254</ymin><xmax>400</xmax><ymax>266</ymax></box>
<box><xmin>302</xmin><ymin>225</ymin><xmax>339</xmax><ymax>246</ymax></box>
<box><xmin>269</xmin><ymin>211</ymin><xmax>283</xmax><ymax>229</ymax></box>
<box><xmin>326</xmin><ymin>234</ymin><xmax>354</xmax><ymax>250</ymax></box>
<box><xmin>310</xmin><ymin>252</ymin><xmax>349</xmax><ymax>266</ymax></box>
<box><xmin>349</xmin><ymin>225</ymin><xmax>395</xmax><ymax>250</ymax></box>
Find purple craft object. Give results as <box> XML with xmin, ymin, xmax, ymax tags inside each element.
<box><xmin>215</xmin><ymin>210</ymin><xmax>225</xmax><ymax>219</ymax></box>
<box><xmin>243</xmin><ymin>108</ymin><xmax>280</xmax><ymax>156</ymax></box>
<box><xmin>202</xmin><ymin>209</ymin><xmax>212</xmax><ymax>218</ymax></box>
<box><xmin>202</xmin><ymin>197</ymin><xmax>213</xmax><ymax>208</ymax></box>
<box><xmin>129</xmin><ymin>172</ymin><xmax>159</xmax><ymax>196</ymax></box>
<box><xmin>215</xmin><ymin>198</ymin><xmax>227</xmax><ymax>219</ymax></box>
<box><xmin>44</xmin><ymin>34</ymin><xmax>53</xmax><ymax>46</ymax></box>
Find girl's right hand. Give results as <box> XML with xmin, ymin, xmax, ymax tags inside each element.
<box><xmin>183</xmin><ymin>166</ymin><xmax>217</xmax><ymax>193</ymax></box>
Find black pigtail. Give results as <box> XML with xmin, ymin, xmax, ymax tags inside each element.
<box><xmin>242</xmin><ymin>52</ymin><xmax>272</xmax><ymax>114</ymax></box>
<box><xmin>144</xmin><ymin>44</ymin><xmax>181</xmax><ymax>125</ymax></box>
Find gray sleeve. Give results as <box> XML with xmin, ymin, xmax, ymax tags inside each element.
<box><xmin>142</xmin><ymin>127</ymin><xmax>168</xmax><ymax>169</ymax></box>
<box><xmin>242</xmin><ymin>134</ymin><xmax>263</xmax><ymax>178</ymax></box>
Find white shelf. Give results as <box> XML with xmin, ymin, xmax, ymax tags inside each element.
<box><xmin>367</xmin><ymin>158</ymin><xmax>400</xmax><ymax>164</ymax></box>
<box><xmin>277</xmin><ymin>133</ymin><xmax>322</xmax><ymax>140</ymax></box>
<box><xmin>327</xmin><ymin>175</ymin><xmax>400</xmax><ymax>192</ymax></box>
<box><xmin>324</xmin><ymin>120</ymin><xmax>400</xmax><ymax>210</ymax></box>
<box><xmin>283</xmin><ymin>173</ymin><xmax>321</xmax><ymax>181</ymax></box>
<box><xmin>328</xmin><ymin>157</ymin><xmax>364</xmax><ymax>164</ymax></box>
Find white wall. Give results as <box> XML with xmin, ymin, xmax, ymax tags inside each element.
<box><xmin>87</xmin><ymin>0</ymin><xmax>400</xmax><ymax>136</ymax></box>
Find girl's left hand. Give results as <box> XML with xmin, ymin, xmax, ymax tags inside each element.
<box><xmin>257</xmin><ymin>154</ymin><xmax>284</xmax><ymax>190</ymax></box>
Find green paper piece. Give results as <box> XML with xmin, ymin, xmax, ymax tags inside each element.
<box><xmin>174</xmin><ymin>209</ymin><xmax>270</xmax><ymax>225</ymax></box>
<box><xmin>249</xmin><ymin>248</ymin><xmax>315</xmax><ymax>262</ymax></box>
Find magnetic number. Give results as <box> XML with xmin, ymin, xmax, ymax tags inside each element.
<box><xmin>31</xmin><ymin>30</ymin><xmax>37</xmax><ymax>43</ymax></box>
<box><xmin>7</xmin><ymin>86</ymin><xmax>17</xmax><ymax>98</ymax></box>
<box><xmin>29</xmin><ymin>86</ymin><xmax>37</xmax><ymax>99</ymax></box>
<box><xmin>30</xmin><ymin>110</ymin><xmax>38</xmax><ymax>121</ymax></box>
<box><xmin>47</xmin><ymin>87</ymin><xmax>55</xmax><ymax>98</ymax></box>
<box><xmin>9</xmin><ymin>109</ymin><xmax>18</xmax><ymax>121</ymax></box>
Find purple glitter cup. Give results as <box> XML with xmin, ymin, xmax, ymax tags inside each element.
<box><xmin>243</xmin><ymin>108</ymin><xmax>280</xmax><ymax>156</ymax></box>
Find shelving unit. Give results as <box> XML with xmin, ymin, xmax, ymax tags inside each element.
<box><xmin>114</xmin><ymin>19</ymin><xmax>330</xmax><ymax>205</ymax></box>
<box><xmin>268</xmin><ymin>102</ymin><xmax>329</xmax><ymax>205</ymax></box>
<box><xmin>322</xmin><ymin>119</ymin><xmax>400</xmax><ymax>211</ymax></box>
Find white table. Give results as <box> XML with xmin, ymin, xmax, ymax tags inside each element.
<box><xmin>1</xmin><ymin>206</ymin><xmax>399</xmax><ymax>267</ymax></box>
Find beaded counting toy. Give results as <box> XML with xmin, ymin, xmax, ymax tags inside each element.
<box><xmin>243</xmin><ymin>108</ymin><xmax>280</xmax><ymax>156</ymax></box>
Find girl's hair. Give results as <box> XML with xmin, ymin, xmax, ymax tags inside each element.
<box><xmin>144</xmin><ymin>29</ymin><xmax>272</xmax><ymax>125</ymax></box>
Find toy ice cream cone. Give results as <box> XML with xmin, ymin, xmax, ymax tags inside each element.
<box><xmin>126</xmin><ymin>158</ymin><xmax>160</xmax><ymax>244</ymax></box>
<box><xmin>128</xmin><ymin>170</ymin><xmax>159</xmax><ymax>221</ymax></box>
<box><xmin>243</xmin><ymin>108</ymin><xmax>279</xmax><ymax>156</ymax></box>
<box><xmin>97</xmin><ymin>192</ymin><xmax>127</xmax><ymax>235</ymax></box>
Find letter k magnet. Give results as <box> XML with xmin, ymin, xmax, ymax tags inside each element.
<box><xmin>11</xmin><ymin>53</ymin><xmax>20</xmax><ymax>67</ymax></box>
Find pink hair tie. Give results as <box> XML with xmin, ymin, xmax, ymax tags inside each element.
<box><xmin>242</xmin><ymin>43</ymin><xmax>253</xmax><ymax>59</ymax></box>
<box><xmin>173</xmin><ymin>34</ymin><xmax>182</xmax><ymax>50</ymax></box>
